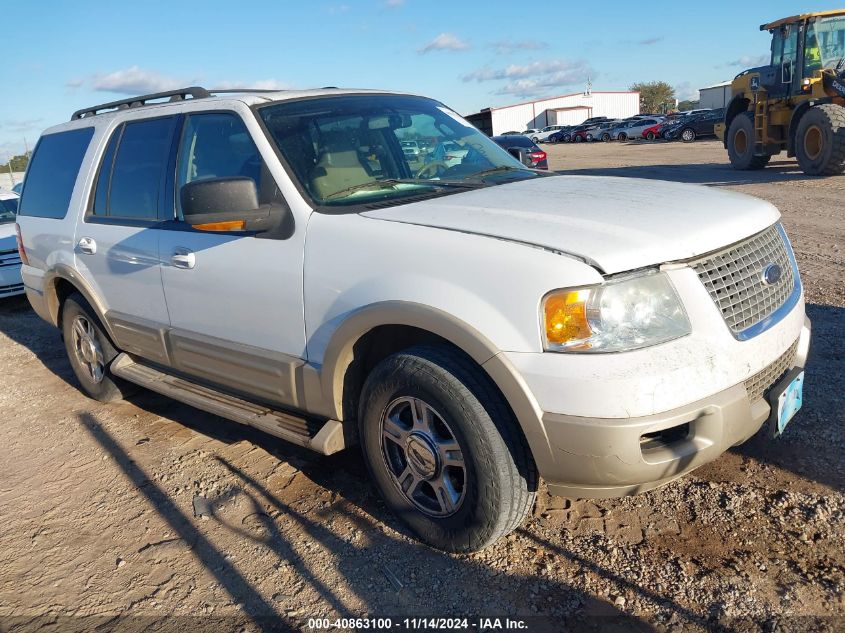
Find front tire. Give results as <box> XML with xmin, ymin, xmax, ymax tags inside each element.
<box><xmin>358</xmin><ymin>345</ymin><xmax>537</xmax><ymax>553</ymax></box>
<box><xmin>794</xmin><ymin>104</ymin><xmax>845</xmax><ymax>176</ymax></box>
<box><xmin>531</xmin><ymin>136</ymin><xmax>539</xmax><ymax>144</ymax></box>
<box><xmin>601</xmin><ymin>133</ymin><xmax>611</xmax><ymax>142</ymax></box>
<box><xmin>618</xmin><ymin>132</ymin><xmax>627</xmax><ymax>141</ymax></box>
<box><xmin>61</xmin><ymin>293</ymin><xmax>129</xmax><ymax>402</ymax></box>
<box><xmin>727</xmin><ymin>112</ymin><xmax>771</xmax><ymax>170</ymax></box>
<box><xmin>646</xmin><ymin>132</ymin><xmax>656</xmax><ymax>141</ymax></box>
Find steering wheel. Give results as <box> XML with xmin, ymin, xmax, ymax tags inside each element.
<box><xmin>416</xmin><ymin>161</ymin><xmax>450</xmax><ymax>179</ymax></box>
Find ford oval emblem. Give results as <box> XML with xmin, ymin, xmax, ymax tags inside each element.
<box><xmin>762</xmin><ymin>263</ymin><xmax>782</xmax><ymax>285</ymax></box>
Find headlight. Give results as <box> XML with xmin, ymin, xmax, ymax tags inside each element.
<box><xmin>542</xmin><ymin>271</ymin><xmax>690</xmax><ymax>353</ymax></box>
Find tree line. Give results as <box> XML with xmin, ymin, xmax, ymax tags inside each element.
<box><xmin>629</xmin><ymin>81</ymin><xmax>699</xmax><ymax>113</ymax></box>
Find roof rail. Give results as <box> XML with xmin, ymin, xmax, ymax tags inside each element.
<box><xmin>70</xmin><ymin>86</ymin><xmax>211</xmax><ymax>121</ymax></box>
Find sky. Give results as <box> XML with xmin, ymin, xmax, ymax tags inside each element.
<box><xmin>1</xmin><ymin>0</ymin><xmax>842</xmax><ymax>160</ymax></box>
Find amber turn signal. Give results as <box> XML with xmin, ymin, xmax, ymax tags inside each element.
<box><xmin>543</xmin><ymin>290</ymin><xmax>593</xmax><ymax>346</ymax></box>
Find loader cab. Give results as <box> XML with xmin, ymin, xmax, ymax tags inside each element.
<box><xmin>761</xmin><ymin>14</ymin><xmax>845</xmax><ymax>98</ymax></box>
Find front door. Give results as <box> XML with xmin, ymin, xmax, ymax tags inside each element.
<box><xmin>158</xmin><ymin>110</ymin><xmax>307</xmax><ymax>407</ymax></box>
<box><xmin>74</xmin><ymin>116</ymin><xmax>177</xmax><ymax>365</ymax></box>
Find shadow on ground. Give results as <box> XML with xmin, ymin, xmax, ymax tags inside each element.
<box><xmin>555</xmin><ymin>159</ymin><xmax>821</xmax><ymax>186</ymax></box>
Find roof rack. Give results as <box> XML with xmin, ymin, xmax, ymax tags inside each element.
<box><xmin>71</xmin><ymin>86</ymin><xmax>211</xmax><ymax>121</ymax></box>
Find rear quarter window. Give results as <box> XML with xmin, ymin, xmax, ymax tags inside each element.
<box><xmin>17</xmin><ymin>127</ymin><xmax>94</xmax><ymax>219</ymax></box>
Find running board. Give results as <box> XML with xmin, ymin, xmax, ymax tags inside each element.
<box><xmin>111</xmin><ymin>353</ymin><xmax>346</xmax><ymax>455</ymax></box>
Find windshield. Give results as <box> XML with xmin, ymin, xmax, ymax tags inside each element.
<box><xmin>807</xmin><ymin>16</ymin><xmax>845</xmax><ymax>71</ymax></box>
<box><xmin>258</xmin><ymin>94</ymin><xmax>539</xmax><ymax>208</ymax></box>
<box><xmin>0</xmin><ymin>197</ymin><xmax>18</xmax><ymax>223</ymax></box>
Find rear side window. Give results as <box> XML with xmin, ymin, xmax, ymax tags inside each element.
<box><xmin>92</xmin><ymin>116</ymin><xmax>177</xmax><ymax>220</ymax></box>
<box><xmin>17</xmin><ymin>127</ymin><xmax>94</xmax><ymax>219</ymax></box>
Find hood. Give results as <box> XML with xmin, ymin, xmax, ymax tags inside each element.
<box><xmin>361</xmin><ymin>175</ymin><xmax>780</xmax><ymax>274</ymax></box>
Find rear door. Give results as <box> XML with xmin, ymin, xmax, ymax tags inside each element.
<box><xmin>73</xmin><ymin>116</ymin><xmax>177</xmax><ymax>365</ymax></box>
<box><xmin>157</xmin><ymin>109</ymin><xmax>307</xmax><ymax>406</ymax></box>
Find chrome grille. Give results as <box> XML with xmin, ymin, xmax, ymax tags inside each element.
<box><xmin>0</xmin><ymin>249</ymin><xmax>21</xmax><ymax>267</ymax></box>
<box><xmin>692</xmin><ymin>224</ymin><xmax>796</xmax><ymax>337</ymax></box>
<box><xmin>744</xmin><ymin>339</ymin><xmax>799</xmax><ymax>403</ymax></box>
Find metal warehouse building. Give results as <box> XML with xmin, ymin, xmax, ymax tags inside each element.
<box><xmin>698</xmin><ymin>81</ymin><xmax>732</xmax><ymax>109</ymax></box>
<box><xmin>464</xmin><ymin>91</ymin><xmax>640</xmax><ymax>136</ymax></box>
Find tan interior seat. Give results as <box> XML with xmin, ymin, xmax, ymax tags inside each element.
<box><xmin>310</xmin><ymin>140</ymin><xmax>375</xmax><ymax>199</ymax></box>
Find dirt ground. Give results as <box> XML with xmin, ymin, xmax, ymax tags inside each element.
<box><xmin>0</xmin><ymin>140</ymin><xmax>842</xmax><ymax>633</ymax></box>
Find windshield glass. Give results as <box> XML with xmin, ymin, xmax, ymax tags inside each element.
<box><xmin>807</xmin><ymin>16</ymin><xmax>845</xmax><ymax>71</ymax></box>
<box><xmin>258</xmin><ymin>94</ymin><xmax>539</xmax><ymax>208</ymax></box>
<box><xmin>0</xmin><ymin>197</ymin><xmax>18</xmax><ymax>223</ymax></box>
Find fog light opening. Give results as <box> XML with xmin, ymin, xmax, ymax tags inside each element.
<box><xmin>640</xmin><ymin>423</ymin><xmax>691</xmax><ymax>452</ymax></box>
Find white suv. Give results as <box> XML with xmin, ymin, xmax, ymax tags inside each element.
<box><xmin>530</xmin><ymin>125</ymin><xmax>569</xmax><ymax>143</ymax></box>
<box><xmin>16</xmin><ymin>86</ymin><xmax>810</xmax><ymax>552</ymax></box>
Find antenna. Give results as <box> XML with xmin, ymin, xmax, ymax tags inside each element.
<box><xmin>585</xmin><ymin>77</ymin><xmax>593</xmax><ymax>96</ymax></box>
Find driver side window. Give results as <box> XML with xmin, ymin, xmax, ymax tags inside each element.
<box><xmin>176</xmin><ymin>113</ymin><xmax>271</xmax><ymax>219</ymax></box>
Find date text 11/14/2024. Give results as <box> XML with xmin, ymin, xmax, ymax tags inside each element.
<box><xmin>307</xmin><ymin>617</ymin><xmax>529</xmax><ymax>630</ymax></box>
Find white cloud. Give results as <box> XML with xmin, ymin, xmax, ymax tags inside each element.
<box><xmin>488</xmin><ymin>39</ymin><xmax>548</xmax><ymax>55</ymax></box>
<box><xmin>461</xmin><ymin>59</ymin><xmax>594</xmax><ymax>98</ymax></box>
<box><xmin>0</xmin><ymin>119</ymin><xmax>43</xmax><ymax>133</ymax></box>
<box><xmin>89</xmin><ymin>66</ymin><xmax>190</xmax><ymax>94</ymax></box>
<box><xmin>673</xmin><ymin>81</ymin><xmax>700</xmax><ymax>102</ymax></box>
<box><xmin>637</xmin><ymin>37</ymin><xmax>663</xmax><ymax>46</ymax></box>
<box><xmin>419</xmin><ymin>33</ymin><xmax>470</xmax><ymax>54</ymax></box>
<box><xmin>215</xmin><ymin>79</ymin><xmax>294</xmax><ymax>91</ymax></box>
<box><xmin>724</xmin><ymin>54</ymin><xmax>768</xmax><ymax>67</ymax></box>
<box><xmin>463</xmin><ymin>59</ymin><xmax>592</xmax><ymax>82</ymax></box>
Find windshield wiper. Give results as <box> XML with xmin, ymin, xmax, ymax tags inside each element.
<box><xmin>466</xmin><ymin>166</ymin><xmax>530</xmax><ymax>181</ymax></box>
<box><xmin>323</xmin><ymin>178</ymin><xmax>475</xmax><ymax>201</ymax></box>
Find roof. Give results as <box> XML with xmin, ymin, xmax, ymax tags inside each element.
<box><xmin>45</xmin><ymin>87</ymin><xmax>413</xmax><ymax>136</ymax></box>
<box><xmin>761</xmin><ymin>9</ymin><xmax>845</xmax><ymax>30</ymax></box>
<box><xmin>700</xmin><ymin>81</ymin><xmax>732</xmax><ymax>90</ymax></box>
<box><xmin>484</xmin><ymin>91</ymin><xmax>640</xmax><ymax>112</ymax></box>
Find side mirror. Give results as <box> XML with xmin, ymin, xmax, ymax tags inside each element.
<box><xmin>181</xmin><ymin>177</ymin><xmax>277</xmax><ymax>232</ymax></box>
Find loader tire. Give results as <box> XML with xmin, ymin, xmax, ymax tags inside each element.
<box><xmin>727</xmin><ymin>112</ymin><xmax>771</xmax><ymax>170</ymax></box>
<box><xmin>795</xmin><ymin>104</ymin><xmax>845</xmax><ymax>176</ymax></box>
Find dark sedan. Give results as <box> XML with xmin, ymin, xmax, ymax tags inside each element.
<box><xmin>668</xmin><ymin>108</ymin><xmax>725</xmax><ymax>142</ymax></box>
<box><xmin>491</xmin><ymin>135</ymin><xmax>548</xmax><ymax>169</ymax></box>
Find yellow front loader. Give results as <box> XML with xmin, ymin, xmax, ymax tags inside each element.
<box><xmin>716</xmin><ymin>10</ymin><xmax>845</xmax><ymax>175</ymax></box>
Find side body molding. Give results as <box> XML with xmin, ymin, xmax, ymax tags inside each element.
<box><xmin>317</xmin><ymin>301</ymin><xmax>556</xmax><ymax>473</ymax></box>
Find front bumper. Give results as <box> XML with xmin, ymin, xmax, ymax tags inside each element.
<box><xmin>0</xmin><ymin>262</ymin><xmax>24</xmax><ymax>298</ymax></box>
<box><xmin>538</xmin><ymin>317</ymin><xmax>811</xmax><ymax>498</ymax></box>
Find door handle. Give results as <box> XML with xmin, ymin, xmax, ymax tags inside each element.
<box><xmin>170</xmin><ymin>248</ymin><xmax>196</xmax><ymax>269</ymax></box>
<box><xmin>77</xmin><ymin>237</ymin><xmax>97</xmax><ymax>255</ymax></box>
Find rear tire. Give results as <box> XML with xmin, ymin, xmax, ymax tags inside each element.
<box><xmin>794</xmin><ymin>104</ymin><xmax>845</xmax><ymax>176</ymax></box>
<box><xmin>531</xmin><ymin>136</ymin><xmax>539</xmax><ymax>144</ymax></box>
<box><xmin>618</xmin><ymin>132</ymin><xmax>627</xmax><ymax>141</ymax></box>
<box><xmin>727</xmin><ymin>112</ymin><xmax>771</xmax><ymax>170</ymax></box>
<box><xmin>61</xmin><ymin>293</ymin><xmax>130</xmax><ymax>402</ymax></box>
<box><xmin>601</xmin><ymin>133</ymin><xmax>611</xmax><ymax>142</ymax></box>
<box><xmin>681</xmin><ymin>128</ymin><xmax>696</xmax><ymax>142</ymax></box>
<box><xmin>358</xmin><ymin>345</ymin><xmax>537</xmax><ymax>553</ymax></box>
<box><xmin>646</xmin><ymin>132</ymin><xmax>656</xmax><ymax>141</ymax></box>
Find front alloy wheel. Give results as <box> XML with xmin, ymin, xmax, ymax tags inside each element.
<box><xmin>380</xmin><ymin>397</ymin><xmax>466</xmax><ymax>516</ymax></box>
<box><xmin>358</xmin><ymin>345</ymin><xmax>537</xmax><ymax>552</ymax></box>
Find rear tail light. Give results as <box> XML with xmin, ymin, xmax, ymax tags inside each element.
<box><xmin>529</xmin><ymin>151</ymin><xmax>547</xmax><ymax>162</ymax></box>
<box><xmin>15</xmin><ymin>223</ymin><xmax>29</xmax><ymax>266</ymax></box>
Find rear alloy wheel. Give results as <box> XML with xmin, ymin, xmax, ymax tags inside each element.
<box><xmin>359</xmin><ymin>345</ymin><xmax>537</xmax><ymax>552</ymax></box>
<box><xmin>618</xmin><ymin>132</ymin><xmax>628</xmax><ymax>141</ymax></box>
<box><xmin>681</xmin><ymin>128</ymin><xmax>696</xmax><ymax>142</ymax></box>
<box><xmin>727</xmin><ymin>112</ymin><xmax>771</xmax><ymax>170</ymax></box>
<box><xmin>62</xmin><ymin>293</ymin><xmax>131</xmax><ymax>402</ymax></box>
<box><xmin>531</xmin><ymin>136</ymin><xmax>539</xmax><ymax>144</ymax></box>
<box><xmin>601</xmin><ymin>132</ymin><xmax>611</xmax><ymax>142</ymax></box>
<box><xmin>794</xmin><ymin>104</ymin><xmax>845</xmax><ymax>176</ymax></box>
<box><xmin>646</xmin><ymin>132</ymin><xmax>656</xmax><ymax>141</ymax></box>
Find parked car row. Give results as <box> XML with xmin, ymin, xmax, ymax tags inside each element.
<box><xmin>518</xmin><ymin>109</ymin><xmax>725</xmax><ymax>144</ymax></box>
